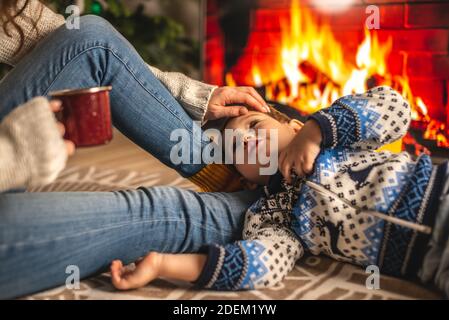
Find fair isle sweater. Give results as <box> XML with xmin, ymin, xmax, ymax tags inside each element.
<box><xmin>0</xmin><ymin>0</ymin><xmax>216</xmax><ymax>192</ymax></box>
<box><xmin>195</xmin><ymin>86</ymin><xmax>447</xmax><ymax>290</ymax></box>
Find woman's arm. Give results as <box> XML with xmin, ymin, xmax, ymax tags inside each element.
<box><xmin>0</xmin><ymin>97</ymin><xmax>68</xmax><ymax>192</ymax></box>
<box><xmin>0</xmin><ymin>0</ymin><xmax>65</xmax><ymax>66</ymax></box>
<box><xmin>147</xmin><ymin>65</ymin><xmax>217</xmax><ymax>124</ymax></box>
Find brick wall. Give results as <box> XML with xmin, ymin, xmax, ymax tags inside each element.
<box><xmin>204</xmin><ymin>0</ymin><xmax>449</xmax><ymax>122</ymax></box>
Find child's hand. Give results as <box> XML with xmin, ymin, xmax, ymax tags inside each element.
<box><xmin>279</xmin><ymin>119</ymin><xmax>322</xmax><ymax>184</ymax></box>
<box><xmin>110</xmin><ymin>252</ymin><xmax>162</xmax><ymax>290</ymax></box>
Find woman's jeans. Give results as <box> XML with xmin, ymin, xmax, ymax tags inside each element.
<box><xmin>0</xmin><ymin>15</ymin><xmax>263</xmax><ymax>299</ymax></box>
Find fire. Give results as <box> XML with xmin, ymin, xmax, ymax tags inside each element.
<box><xmin>249</xmin><ymin>0</ymin><xmax>394</xmax><ymax>112</ymax></box>
<box><xmin>226</xmin><ymin>0</ymin><xmax>449</xmax><ymax>152</ymax></box>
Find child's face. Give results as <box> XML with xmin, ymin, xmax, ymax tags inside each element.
<box><xmin>225</xmin><ymin>111</ymin><xmax>304</xmax><ymax>185</ymax></box>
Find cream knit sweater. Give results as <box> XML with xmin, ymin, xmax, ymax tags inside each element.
<box><xmin>0</xmin><ymin>0</ymin><xmax>217</xmax><ymax>192</ymax></box>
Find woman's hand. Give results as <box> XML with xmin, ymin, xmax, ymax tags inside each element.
<box><xmin>278</xmin><ymin>119</ymin><xmax>322</xmax><ymax>184</ymax></box>
<box><xmin>49</xmin><ymin>100</ymin><xmax>75</xmax><ymax>156</ymax></box>
<box><xmin>204</xmin><ymin>86</ymin><xmax>270</xmax><ymax>120</ymax></box>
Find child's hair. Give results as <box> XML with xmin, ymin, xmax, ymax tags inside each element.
<box><xmin>265</xmin><ymin>105</ymin><xmax>291</xmax><ymax>124</ymax></box>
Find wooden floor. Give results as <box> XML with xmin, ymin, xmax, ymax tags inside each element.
<box><xmin>67</xmin><ymin>128</ymin><xmax>181</xmax><ymax>177</ymax></box>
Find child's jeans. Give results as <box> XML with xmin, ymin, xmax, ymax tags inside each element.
<box><xmin>419</xmin><ymin>160</ymin><xmax>449</xmax><ymax>297</ymax></box>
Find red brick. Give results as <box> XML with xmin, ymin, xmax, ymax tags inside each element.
<box><xmin>303</xmin><ymin>0</ymin><xmax>366</xmax><ymax>10</ymax></box>
<box><xmin>206</xmin><ymin>15</ymin><xmax>222</xmax><ymax>38</ymax></box>
<box><xmin>378</xmin><ymin>4</ymin><xmax>405</xmax><ymax>29</ymax></box>
<box><xmin>206</xmin><ymin>0</ymin><xmax>219</xmax><ymax>15</ymax></box>
<box><xmin>251</xmin><ymin>9</ymin><xmax>289</xmax><ymax>31</ymax></box>
<box><xmin>242</xmin><ymin>31</ymin><xmax>283</xmax><ymax>53</ymax></box>
<box><xmin>256</xmin><ymin>0</ymin><xmax>365</xmax><ymax>9</ymax></box>
<box><xmin>446</xmin><ymin>80</ymin><xmax>449</xmax><ymax>128</ymax></box>
<box><xmin>406</xmin><ymin>53</ymin><xmax>449</xmax><ymax>80</ymax></box>
<box><xmin>205</xmin><ymin>37</ymin><xmax>224</xmax><ymax>56</ymax></box>
<box><xmin>386</xmin><ymin>51</ymin><xmax>406</xmax><ymax>75</ymax></box>
<box><xmin>406</xmin><ymin>3</ymin><xmax>449</xmax><ymax>28</ymax></box>
<box><xmin>376</xmin><ymin>29</ymin><xmax>449</xmax><ymax>53</ymax></box>
<box><xmin>327</xmin><ymin>6</ymin><xmax>367</xmax><ymax>29</ymax></box>
<box><xmin>363</xmin><ymin>0</ymin><xmax>442</xmax><ymax>3</ymax></box>
<box><xmin>256</xmin><ymin>0</ymin><xmax>292</xmax><ymax>8</ymax></box>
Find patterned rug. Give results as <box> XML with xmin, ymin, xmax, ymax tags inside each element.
<box><xmin>25</xmin><ymin>166</ymin><xmax>442</xmax><ymax>300</ymax></box>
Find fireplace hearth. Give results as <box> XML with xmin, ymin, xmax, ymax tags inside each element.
<box><xmin>203</xmin><ymin>0</ymin><xmax>449</xmax><ymax>156</ymax></box>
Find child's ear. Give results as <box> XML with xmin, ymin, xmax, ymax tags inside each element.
<box><xmin>288</xmin><ymin>119</ymin><xmax>304</xmax><ymax>133</ymax></box>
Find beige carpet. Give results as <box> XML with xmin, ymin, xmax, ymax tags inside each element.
<box><xmin>24</xmin><ymin>165</ymin><xmax>442</xmax><ymax>300</ymax></box>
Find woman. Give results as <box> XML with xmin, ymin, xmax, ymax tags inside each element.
<box><xmin>0</xmin><ymin>0</ymin><xmax>268</xmax><ymax>299</ymax></box>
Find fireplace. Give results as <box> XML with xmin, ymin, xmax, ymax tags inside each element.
<box><xmin>203</xmin><ymin>0</ymin><xmax>449</xmax><ymax>156</ymax></box>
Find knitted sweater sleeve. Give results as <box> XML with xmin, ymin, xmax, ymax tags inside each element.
<box><xmin>308</xmin><ymin>86</ymin><xmax>412</xmax><ymax>151</ymax></box>
<box><xmin>193</xmin><ymin>237</ymin><xmax>303</xmax><ymax>291</ymax></box>
<box><xmin>0</xmin><ymin>0</ymin><xmax>66</xmax><ymax>66</ymax></box>
<box><xmin>147</xmin><ymin>65</ymin><xmax>217</xmax><ymax>124</ymax></box>
<box><xmin>0</xmin><ymin>97</ymin><xmax>67</xmax><ymax>192</ymax></box>
<box><xmin>194</xmin><ymin>191</ymin><xmax>304</xmax><ymax>291</ymax></box>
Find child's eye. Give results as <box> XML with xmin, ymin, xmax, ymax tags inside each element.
<box><xmin>249</xmin><ymin>120</ymin><xmax>260</xmax><ymax>128</ymax></box>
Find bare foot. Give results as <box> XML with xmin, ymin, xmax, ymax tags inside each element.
<box><xmin>110</xmin><ymin>252</ymin><xmax>163</xmax><ymax>290</ymax></box>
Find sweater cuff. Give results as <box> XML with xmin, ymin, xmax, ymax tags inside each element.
<box><xmin>181</xmin><ymin>84</ymin><xmax>218</xmax><ymax>125</ymax></box>
<box><xmin>307</xmin><ymin>111</ymin><xmax>337</xmax><ymax>148</ymax></box>
<box><xmin>192</xmin><ymin>245</ymin><xmax>223</xmax><ymax>288</ymax></box>
<box><xmin>0</xmin><ymin>97</ymin><xmax>67</xmax><ymax>190</ymax></box>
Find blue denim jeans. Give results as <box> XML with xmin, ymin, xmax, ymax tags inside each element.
<box><xmin>0</xmin><ymin>15</ymin><xmax>263</xmax><ymax>299</ymax></box>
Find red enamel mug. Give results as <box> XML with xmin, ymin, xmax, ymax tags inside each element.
<box><xmin>49</xmin><ymin>86</ymin><xmax>113</xmax><ymax>147</ymax></box>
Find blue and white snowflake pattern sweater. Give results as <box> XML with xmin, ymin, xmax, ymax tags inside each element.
<box><xmin>194</xmin><ymin>86</ymin><xmax>448</xmax><ymax>291</ymax></box>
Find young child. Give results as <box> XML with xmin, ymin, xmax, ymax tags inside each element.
<box><xmin>109</xmin><ymin>86</ymin><xmax>449</xmax><ymax>296</ymax></box>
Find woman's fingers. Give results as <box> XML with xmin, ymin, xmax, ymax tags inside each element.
<box><xmin>57</xmin><ymin>122</ymin><xmax>65</xmax><ymax>136</ymax></box>
<box><xmin>52</xmin><ymin>103</ymin><xmax>76</xmax><ymax>157</ymax></box>
<box><xmin>206</xmin><ymin>86</ymin><xmax>269</xmax><ymax>121</ymax></box>
<box><xmin>222</xmin><ymin>106</ymin><xmax>249</xmax><ymax>118</ymax></box>
<box><xmin>233</xmin><ymin>91</ymin><xmax>266</xmax><ymax>113</ymax></box>
<box><xmin>65</xmin><ymin>140</ymin><xmax>75</xmax><ymax>156</ymax></box>
<box><xmin>49</xmin><ymin>100</ymin><xmax>62</xmax><ymax>113</ymax></box>
<box><xmin>242</xmin><ymin>87</ymin><xmax>269</xmax><ymax>112</ymax></box>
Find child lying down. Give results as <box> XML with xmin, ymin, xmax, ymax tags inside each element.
<box><xmin>109</xmin><ymin>86</ymin><xmax>449</xmax><ymax>297</ymax></box>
